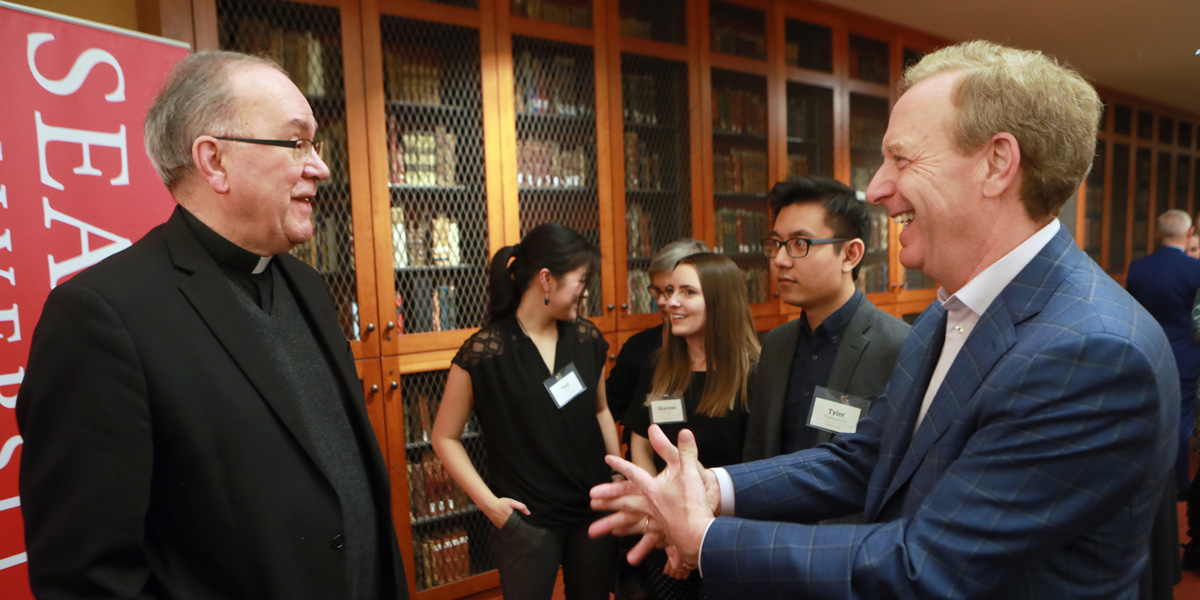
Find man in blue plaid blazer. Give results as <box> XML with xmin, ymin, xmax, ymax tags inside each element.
<box><xmin>591</xmin><ymin>40</ymin><xmax>1178</xmax><ymax>599</ymax></box>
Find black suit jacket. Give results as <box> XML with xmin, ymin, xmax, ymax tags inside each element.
<box><xmin>17</xmin><ymin>208</ymin><xmax>408</xmax><ymax>599</ymax></box>
<box><xmin>743</xmin><ymin>296</ymin><xmax>910</xmax><ymax>461</ymax></box>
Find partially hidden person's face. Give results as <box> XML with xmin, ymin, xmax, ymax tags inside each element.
<box><xmin>548</xmin><ymin>264</ymin><xmax>589</xmax><ymax>321</ymax></box>
<box><xmin>1188</xmin><ymin>236</ymin><xmax>1200</xmax><ymax>259</ymax></box>
<box><xmin>650</xmin><ymin>270</ymin><xmax>671</xmax><ymax>314</ymax></box>
<box><xmin>220</xmin><ymin>64</ymin><xmax>331</xmax><ymax>255</ymax></box>
<box><xmin>664</xmin><ymin>263</ymin><xmax>706</xmax><ymax>341</ymax></box>
<box><xmin>769</xmin><ymin>202</ymin><xmax>851</xmax><ymax>311</ymax></box>
<box><xmin>866</xmin><ymin>72</ymin><xmax>984</xmax><ymax>289</ymax></box>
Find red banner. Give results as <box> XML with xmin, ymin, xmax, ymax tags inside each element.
<box><xmin>0</xmin><ymin>3</ymin><xmax>188</xmax><ymax>597</ymax></box>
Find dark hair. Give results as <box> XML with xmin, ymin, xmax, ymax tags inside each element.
<box><xmin>486</xmin><ymin>222</ymin><xmax>600</xmax><ymax>324</ymax></box>
<box><xmin>767</xmin><ymin>176</ymin><xmax>871</xmax><ymax>281</ymax></box>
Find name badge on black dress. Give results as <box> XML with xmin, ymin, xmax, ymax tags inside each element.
<box><xmin>544</xmin><ymin>362</ymin><xmax>586</xmax><ymax>408</ymax></box>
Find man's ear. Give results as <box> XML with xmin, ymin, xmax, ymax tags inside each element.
<box><xmin>842</xmin><ymin>238</ymin><xmax>865</xmax><ymax>273</ymax></box>
<box><xmin>193</xmin><ymin>136</ymin><xmax>230</xmax><ymax>194</ymax></box>
<box><xmin>981</xmin><ymin>132</ymin><xmax>1020</xmax><ymax>199</ymax></box>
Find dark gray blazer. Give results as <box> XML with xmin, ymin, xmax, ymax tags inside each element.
<box><xmin>743</xmin><ymin>296</ymin><xmax>910</xmax><ymax>461</ymax></box>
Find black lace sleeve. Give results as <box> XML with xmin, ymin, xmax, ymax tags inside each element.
<box><xmin>572</xmin><ymin>317</ymin><xmax>610</xmax><ymax>371</ymax></box>
<box><xmin>451</xmin><ymin>325</ymin><xmax>509</xmax><ymax>371</ymax></box>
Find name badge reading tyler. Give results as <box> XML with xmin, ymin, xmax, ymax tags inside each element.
<box><xmin>544</xmin><ymin>362</ymin><xmax>586</xmax><ymax>408</ymax></box>
<box><xmin>807</xmin><ymin>386</ymin><xmax>872</xmax><ymax>435</ymax></box>
<box><xmin>649</xmin><ymin>397</ymin><xmax>687</xmax><ymax>425</ymax></box>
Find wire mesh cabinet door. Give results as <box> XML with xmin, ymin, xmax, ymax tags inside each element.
<box><xmin>211</xmin><ymin>0</ymin><xmax>380</xmax><ymax>357</ymax></box>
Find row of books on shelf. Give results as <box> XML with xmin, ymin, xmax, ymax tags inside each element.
<box><xmin>396</xmin><ymin>279</ymin><xmax>461</xmax><ymax>334</ymax></box>
<box><xmin>622</xmin><ymin>74</ymin><xmax>660</xmax><ymax>126</ymax></box>
<box><xmin>858</xmin><ymin>260</ymin><xmax>889</xmax><ymax>294</ymax></box>
<box><xmin>403</xmin><ymin>388</ymin><xmax>480</xmax><ymax>445</ymax></box>
<box><xmin>514</xmin><ymin>50</ymin><xmax>593</xmax><ymax>117</ymax></box>
<box><xmin>711</xmin><ymin>24</ymin><xmax>766</xmax><ymax>59</ymax></box>
<box><xmin>788</xmin><ymin>154</ymin><xmax>811</xmax><ymax>177</ymax></box>
<box><xmin>415</xmin><ymin>527</ymin><xmax>472</xmax><ymax>590</ymax></box>
<box><xmin>625</xmin><ymin>203</ymin><xmax>653</xmax><ymax>259</ymax></box>
<box><xmin>382</xmin><ymin>43</ymin><xmax>445</xmax><ymax>106</ymax></box>
<box><xmin>713</xmin><ymin>149</ymin><xmax>768</xmax><ymax>195</ymax></box>
<box><xmin>408</xmin><ymin>450</ymin><xmax>472</xmax><ymax>520</ymax></box>
<box><xmin>850</xmin><ymin>166</ymin><xmax>876</xmax><ymax>197</ymax></box>
<box><xmin>627</xmin><ymin>269</ymin><xmax>656</xmax><ymax>314</ymax></box>
<box><xmin>741</xmin><ymin>267</ymin><xmax>770</xmax><ymax>304</ymax></box>
<box><xmin>390</xmin><ymin>208</ymin><xmax>462</xmax><ymax>268</ymax></box>
<box><xmin>316</xmin><ymin>117</ymin><xmax>349</xmax><ymax>185</ymax></box>
<box><xmin>234</xmin><ymin>21</ymin><xmax>341</xmax><ymax>99</ymax></box>
<box><xmin>387</xmin><ymin>118</ymin><xmax>458</xmax><ymax>187</ymax></box>
<box><xmin>713</xmin><ymin>88</ymin><xmax>767</xmax><ymax>136</ymax></box>
<box><xmin>714</xmin><ymin>208</ymin><xmax>768</xmax><ymax>256</ymax></box>
<box><xmin>866</xmin><ymin>206</ymin><xmax>889</xmax><ymax>254</ymax></box>
<box><xmin>784</xmin><ymin>41</ymin><xmax>823</xmax><ymax>70</ymax></box>
<box><xmin>623</xmin><ymin>132</ymin><xmax>665</xmax><ymax>191</ymax></box>
<box><xmin>849</xmin><ymin>115</ymin><xmax>887</xmax><ymax>148</ymax></box>
<box><xmin>516</xmin><ymin>139</ymin><xmax>593</xmax><ymax>189</ymax></box>
<box><xmin>511</xmin><ymin>0</ymin><xmax>592</xmax><ymax>28</ymax></box>
<box><xmin>787</xmin><ymin>95</ymin><xmax>819</xmax><ymax>140</ymax></box>
<box><xmin>290</xmin><ymin>212</ymin><xmax>354</xmax><ymax>274</ymax></box>
<box><xmin>619</xmin><ymin>17</ymin><xmax>654</xmax><ymax>40</ymax></box>
<box><xmin>850</xmin><ymin>51</ymin><xmax>890</xmax><ymax>85</ymax></box>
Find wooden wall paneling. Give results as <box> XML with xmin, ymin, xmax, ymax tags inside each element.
<box><xmin>686</xmin><ymin>0</ymin><xmax>706</xmax><ymax>258</ymax></box>
<box><xmin>378</xmin><ymin>355</ymin><xmax>420</xmax><ymax>596</ymax></box>
<box><xmin>696</xmin><ymin>0</ymin><xmax>716</xmax><ymax>247</ymax></box>
<box><xmin>1100</xmin><ymin>132</ymin><xmax>1114</xmax><ymax>270</ymax></box>
<box><xmin>356</xmin><ymin>357</ymin><xmax>388</xmax><ymax>467</ymax></box>
<box><xmin>591</xmin><ymin>0</ymin><xmax>619</xmax><ymax>333</ymax></box>
<box><xmin>138</xmin><ymin>0</ymin><xmax>196</xmax><ymax>46</ymax></box>
<box><xmin>493</xmin><ymin>0</ymin><xmax>521</xmax><ymax>245</ymax></box>
<box><xmin>336</xmin><ymin>0</ymin><xmax>384</xmax><ymax>359</ymax></box>
<box><xmin>192</xmin><ymin>0</ymin><xmax>217</xmax><ymax>50</ymax></box>
<box><xmin>603</xmin><ymin>0</ymin><xmax>632</xmax><ymax>331</ymax></box>
<box><xmin>478</xmin><ymin>0</ymin><xmax>509</xmax><ymax>286</ymax></box>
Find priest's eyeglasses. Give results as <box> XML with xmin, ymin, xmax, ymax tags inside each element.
<box><xmin>760</xmin><ymin>237</ymin><xmax>849</xmax><ymax>258</ymax></box>
<box><xmin>215</xmin><ymin>137</ymin><xmax>324</xmax><ymax>161</ymax></box>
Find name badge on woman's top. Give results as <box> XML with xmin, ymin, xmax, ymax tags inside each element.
<box><xmin>807</xmin><ymin>386</ymin><xmax>871</xmax><ymax>434</ymax></box>
<box><xmin>544</xmin><ymin>362</ymin><xmax>586</xmax><ymax>408</ymax></box>
<box><xmin>649</xmin><ymin>397</ymin><xmax>687</xmax><ymax>425</ymax></box>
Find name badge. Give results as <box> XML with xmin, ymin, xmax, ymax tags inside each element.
<box><xmin>649</xmin><ymin>397</ymin><xmax>687</xmax><ymax>425</ymax></box>
<box><xmin>807</xmin><ymin>386</ymin><xmax>872</xmax><ymax>435</ymax></box>
<box><xmin>544</xmin><ymin>362</ymin><xmax>586</xmax><ymax>408</ymax></box>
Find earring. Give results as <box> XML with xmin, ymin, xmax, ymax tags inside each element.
<box><xmin>544</xmin><ymin>296</ymin><xmax>550</xmax><ymax>306</ymax></box>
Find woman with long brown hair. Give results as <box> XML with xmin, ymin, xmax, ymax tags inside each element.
<box><xmin>623</xmin><ymin>252</ymin><xmax>760</xmax><ymax>598</ymax></box>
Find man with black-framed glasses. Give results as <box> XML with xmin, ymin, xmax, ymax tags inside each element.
<box><xmin>17</xmin><ymin>51</ymin><xmax>409</xmax><ymax>600</ymax></box>
<box><xmin>743</xmin><ymin>176</ymin><xmax>909</xmax><ymax>464</ymax></box>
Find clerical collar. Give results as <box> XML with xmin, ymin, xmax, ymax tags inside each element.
<box><xmin>179</xmin><ymin>207</ymin><xmax>274</xmax><ymax>274</ymax></box>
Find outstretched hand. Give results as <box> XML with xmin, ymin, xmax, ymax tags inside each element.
<box><xmin>589</xmin><ymin>425</ymin><xmax>721</xmax><ymax>570</ymax></box>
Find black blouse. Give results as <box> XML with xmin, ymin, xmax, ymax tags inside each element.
<box><xmin>623</xmin><ymin>368</ymin><xmax>750</xmax><ymax>472</ymax></box>
<box><xmin>452</xmin><ymin>315</ymin><xmax>610</xmax><ymax>527</ymax></box>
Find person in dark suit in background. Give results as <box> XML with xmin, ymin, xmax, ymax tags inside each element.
<box><xmin>591</xmin><ymin>40</ymin><xmax>1177</xmax><ymax>599</ymax></box>
<box><xmin>1128</xmin><ymin>209</ymin><xmax>1200</xmax><ymax>498</ymax></box>
<box><xmin>1127</xmin><ymin>210</ymin><xmax>1200</xmax><ymax>587</ymax></box>
<box><xmin>17</xmin><ymin>52</ymin><xmax>408</xmax><ymax>599</ymax></box>
<box><xmin>744</xmin><ymin>177</ymin><xmax>909</xmax><ymax>463</ymax></box>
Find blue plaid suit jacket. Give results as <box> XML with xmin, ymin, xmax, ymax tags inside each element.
<box><xmin>701</xmin><ymin>227</ymin><xmax>1179</xmax><ymax>599</ymax></box>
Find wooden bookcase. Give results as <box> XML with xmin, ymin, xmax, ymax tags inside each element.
<box><xmin>143</xmin><ymin>0</ymin><xmax>1200</xmax><ymax>596</ymax></box>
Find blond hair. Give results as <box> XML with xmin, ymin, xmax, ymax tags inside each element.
<box><xmin>902</xmin><ymin>40</ymin><xmax>1102</xmax><ymax>221</ymax></box>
